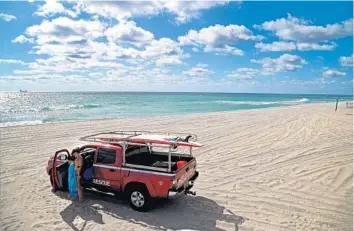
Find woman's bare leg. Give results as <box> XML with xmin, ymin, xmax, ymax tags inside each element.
<box><xmin>76</xmin><ymin>175</ymin><xmax>83</xmax><ymax>202</ymax></box>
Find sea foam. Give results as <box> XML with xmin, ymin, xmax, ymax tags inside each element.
<box><xmin>213</xmin><ymin>98</ymin><xmax>309</xmax><ymax>106</ymax></box>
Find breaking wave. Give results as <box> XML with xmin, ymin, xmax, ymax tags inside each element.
<box><xmin>297</xmin><ymin>98</ymin><xmax>309</xmax><ymax>103</ymax></box>
<box><xmin>213</xmin><ymin>98</ymin><xmax>309</xmax><ymax>106</ymax></box>
<box><xmin>0</xmin><ymin>120</ymin><xmax>44</xmax><ymax>127</ymax></box>
<box><xmin>2</xmin><ymin>108</ymin><xmax>39</xmax><ymax>113</ymax></box>
<box><xmin>40</xmin><ymin>103</ymin><xmax>101</xmax><ymax>111</ymax></box>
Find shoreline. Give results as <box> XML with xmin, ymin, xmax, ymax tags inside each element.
<box><xmin>0</xmin><ymin>101</ymin><xmax>340</xmax><ymax>129</ymax></box>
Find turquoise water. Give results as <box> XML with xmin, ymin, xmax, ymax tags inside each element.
<box><xmin>0</xmin><ymin>92</ymin><xmax>352</xmax><ymax>127</ymax></box>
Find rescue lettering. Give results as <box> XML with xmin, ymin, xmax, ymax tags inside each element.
<box><xmin>93</xmin><ymin>179</ymin><xmax>110</xmax><ymax>186</ymax></box>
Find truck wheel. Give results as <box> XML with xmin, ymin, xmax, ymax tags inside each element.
<box><xmin>127</xmin><ymin>186</ymin><xmax>151</xmax><ymax>212</ymax></box>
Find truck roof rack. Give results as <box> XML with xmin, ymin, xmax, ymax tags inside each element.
<box><xmin>79</xmin><ymin>131</ymin><xmax>202</xmax><ymax>148</ymax></box>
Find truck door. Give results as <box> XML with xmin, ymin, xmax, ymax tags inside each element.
<box><xmin>51</xmin><ymin>149</ymin><xmax>70</xmax><ymax>191</ymax></box>
<box><xmin>92</xmin><ymin>148</ymin><xmax>122</xmax><ymax>191</ymax></box>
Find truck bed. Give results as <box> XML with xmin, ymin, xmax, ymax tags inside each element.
<box><xmin>125</xmin><ymin>151</ymin><xmax>193</xmax><ymax>172</ymax></box>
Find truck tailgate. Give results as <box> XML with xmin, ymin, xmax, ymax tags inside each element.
<box><xmin>174</xmin><ymin>158</ymin><xmax>197</xmax><ymax>189</ymax></box>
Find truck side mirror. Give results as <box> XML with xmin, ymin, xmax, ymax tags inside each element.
<box><xmin>59</xmin><ymin>154</ymin><xmax>68</xmax><ymax>161</ymax></box>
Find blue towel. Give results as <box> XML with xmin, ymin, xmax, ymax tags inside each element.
<box><xmin>68</xmin><ymin>163</ymin><xmax>78</xmax><ymax>199</ymax></box>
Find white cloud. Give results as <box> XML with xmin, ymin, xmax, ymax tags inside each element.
<box><xmin>156</xmin><ymin>56</ymin><xmax>183</xmax><ymax>66</ymax></box>
<box><xmin>26</xmin><ymin>56</ymin><xmax>125</xmax><ymax>74</ymax></box>
<box><xmin>204</xmin><ymin>45</ymin><xmax>244</xmax><ymax>56</ymax></box>
<box><xmin>12</xmin><ymin>35</ymin><xmax>34</xmax><ymax>44</ymax></box>
<box><xmin>25</xmin><ymin>17</ymin><xmax>105</xmax><ymax>44</ymax></box>
<box><xmin>280</xmin><ymin>78</ymin><xmax>338</xmax><ymax>86</ymax></box>
<box><xmin>75</xmin><ymin>1</ymin><xmax>228</xmax><ymax>24</ymax></box>
<box><xmin>9</xmin><ymin>3</ymin><xmax>262</xmax><ymax>87</ymax></box>
<box><xmin>74</xmin><ymin>1</ymin><xmax>163</xmax><ymax>21</ymax></box>
<box><xmin>58</xmin><ymin>74</ymin><xmax>89</xmax><ymax>83</ymax></box>
<box><xmin>163</xmin><ymin>1</ymin><xmax>228</xmax><ymax>24</ymax></box>
<box><xmin>251</xmin><ymin>54</ymin><xmax>307</xmax><ymax>75</ymax></box>
<box><xmin>0</xmin><ymin>59</ymin><xmax>27</xmax><ymax>65</ymax></box>
<box><xmin>339</xmin><ymin>55</ymin><xmax>353</xmax><ymax>67</ymax></box>
<box><xmin>103</xmin><ymin>42</ymin><xmax>141</xmax><ymax>60</ymax></box>
<box><xmin>178</xmin><ymin>24</ymin><xmax>263</xmax><ymax>55</ymax></box>
<box><xmin>0</xmin><ymin>75</ymin><xmax>50</xmax><ymax>81</ymax></box>
<box><xmin>0</xmin><ymin>13</ymin><xmax>16</xmax><ymax>22</ymax></box>
<box><xmin>18</xmin><ymin>17</ymin><xmax>108</xmax><ymax>69</ymax></box>
<box><xmin>179</xmin><ymin>24</ymin><xmax>263</xmax><ymax>46</ymax></box>
<box><xmin>0</xmin><ymin>73</ymin><xmax>91</xmax><ymax>83</ymax></box>
<box><xmin>88</xmin><ymin>72</ymin><xmax>103</xmax><ymax>78</ymax></box>
<box><xmin>12</xmin><ymin>15</ymin><xmax>187</xmax><ymax>81</ymax></box>
<box><xmin>227</xmin><ymin>68</ymin><xmax>259</xmax><ymax>80</ymax></box>
<box><xmin>322</xmin><ymin>69</ymin><xmax>346</xmax><ymax>78</ymax></box>
<box><xmin>10</xmin><ymin>52</ymin><xmax>127</xmax><ymax>77</ymax></box>
<box><xmin>13</xmin><ymin>69</ymin><xmax>51</xmax><ymax>76</ymax></box>
<box><xmin>255</xmin><ymin>14</ymin><xmax>353</xmax><ymax>43</ymax></box>
<box><xmin>183</xmin><ymin>63</ymin><xmax>214</xmax><ymax>78</ymax></box>
<box><xmin>99</xmin><ymin>65</ymin><xmax>186</xmax><ymax>86</ymax></box>
<box><xmin>34</xmin><ymin>0</ymin><xmax>78</xmax><ymax>18</ymax></box>
<box><xmin>254</xmin><ymin>15</ymin><xmax>345</xmax><ymax>52</ymax></box>
<box><xmin>255</xmin><ymin>41</ymin><xmax>337</xmax><ymax>52</ymax></box>
<box><xmin>104</xmin><ymin>21</ymin><xmax>154</xmax><ymax>46</ymax></box>
<box><xmin>255</xmin><ymin>41</ymin><xmax>296</xmax><ymax>52</ymax></box>
<box><xmin>142</xmin><ymin>37</ymin><xmax>183</xmax><ymax>59</ymax></box>
<box><xmin>297</xmin><ymin>42</ymin><xmax>337</xmax><ymax>51</ymax></box>
<box><xmin>104</xmin><ymin>35</ymin><xmax>185</xmax><ymax>65</ymax></box>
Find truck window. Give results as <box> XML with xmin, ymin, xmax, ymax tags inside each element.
<box><xmin>81</xmin><ymin>147</ymin><xmax>96</xmax><ymax>157</ymax></box>
<box><xmin>96</xmin><ymin>148</ymin><xmax>116</xmax><ymax>164</ymax></box>
<box><xmin>126</xmin><ymin>145</ymin><xmax>149</xmax><ymax>156</ymax></box>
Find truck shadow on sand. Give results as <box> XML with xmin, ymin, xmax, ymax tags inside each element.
<box><xmin>58</xmin><ymin>190</ymin><xmax>246</xmax><ymax>231</ymax></box>
<box><xmin>59</xmin><ymin>201</ymin><xmax>104</xmax><ymax>231</ymax></box>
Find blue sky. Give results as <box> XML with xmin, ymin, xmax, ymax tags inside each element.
<box><xmin>0</xmin><ymin>1</ymin><xmax>353</xmax><ymax>94</ymax></box>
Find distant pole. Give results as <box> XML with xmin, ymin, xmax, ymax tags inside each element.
<box><xmin>335</xmin><ymin>98</ymin><xmax>339</xmax><ymax>111</ymax></box>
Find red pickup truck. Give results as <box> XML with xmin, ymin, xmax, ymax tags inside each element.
<box><xmin>46</xmin><ymin>131</ymin><xmax>201</xmax><ymax>212</ymax></box>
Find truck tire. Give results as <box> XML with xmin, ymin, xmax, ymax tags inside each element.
<box><xmin>126</xmin><ymin>185</ymin><xmax>151</xmax><ymax>212</ymax></box>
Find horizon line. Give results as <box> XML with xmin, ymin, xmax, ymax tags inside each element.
<box><xmin>1</xmin><ymin>90</ymin><xmax>353</xmax><ymax>96</ymax></box>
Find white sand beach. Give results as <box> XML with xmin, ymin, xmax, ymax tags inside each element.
<box><xmin>0</xmin><ymin>102</ymin><xmax>352</xmax><ymax>231</ymax></box>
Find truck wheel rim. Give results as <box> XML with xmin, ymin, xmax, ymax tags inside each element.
<box><xmin>131</xmin><ymin>191</ymin><xmax>144</xmax><ymax>207</ymax></box>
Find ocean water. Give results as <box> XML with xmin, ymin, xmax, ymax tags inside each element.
<box><xmin>0</xmin><ymin>92</ymin><xmax>352</xmax><ymax>127</ymax></box>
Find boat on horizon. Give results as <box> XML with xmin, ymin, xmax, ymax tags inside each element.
<box><xmin>20</xmin><ymin>90</ymin><xmax>27</xmax><ymax>92</ymax></box>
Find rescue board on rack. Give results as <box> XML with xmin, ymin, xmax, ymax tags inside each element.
<box><xmin>99</xmin><ymin>134</ymin><xmax>203</xmax><ymax>147</ymax></box>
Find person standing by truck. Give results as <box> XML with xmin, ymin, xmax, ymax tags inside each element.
<box><xmin>67</xmin><ymin>155</ymin><xmax>79</xmax><ymax>200</ymax></box>
<box><xmin>72</xmin><ymin>148</ymin><xmax>84</xmax><ymax>202</ymax></box>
